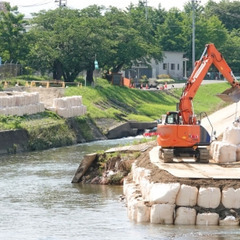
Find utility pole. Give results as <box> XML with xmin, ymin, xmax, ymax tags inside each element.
<box><xmin>192</xmin><ymin>0</ymin><xmax>196</xmax><ymax>71</ymax></box>
<box><xmin>55</xmin><ymin>0</ymin><xmax>67</xmax><ymax>7</ymax></box>
<box><xmin>145</xmin><ymin>0</ymin><xmax>148</xmax><ymax>20</ymax></box>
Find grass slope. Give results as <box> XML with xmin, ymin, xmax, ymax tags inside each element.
<box><xmin>65</xmin><ymin>79</ymin><xmax>231</xmax><ymax>122</ymax></box>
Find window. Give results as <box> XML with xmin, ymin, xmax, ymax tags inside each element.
<box><xmin>177</xmin><ymin>64</ymin><xmax>180</xmax><ymax>70</ymax></box>
<box><xmin>163</xmin><ymin>63</ymin><xmax>167</xmax><ymax>70</ymax></box>
<box><xmin>171</xmin><ymin>64</ymin><xmax>175</xmax><ymax>70</ymax></box>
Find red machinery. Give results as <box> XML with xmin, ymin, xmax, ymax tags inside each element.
<box><xmin>157</xmin><ymin>43</ymin><xmax>240</xmax><ymax>163</ymax></box>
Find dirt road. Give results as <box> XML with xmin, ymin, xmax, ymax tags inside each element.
<box><xmin>201</xmin><ymin>102</ymin><xmax>240</xmax><ymax>137</ymax></box>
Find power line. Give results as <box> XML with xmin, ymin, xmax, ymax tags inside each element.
<box><xmin>18</xmin><ymin>1</ymin><xmax>53</xmax><ymax>8</ymax></box>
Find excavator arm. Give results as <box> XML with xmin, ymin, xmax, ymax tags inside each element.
<box><xmin>179</xmin><ymin>43</ymin><xmax>240</xmax><ymax>125</ymax></box>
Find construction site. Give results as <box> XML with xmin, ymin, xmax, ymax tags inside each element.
<box><xmin>123</xmin><ymin>44</ymin><xmax>240</xmax><ymax>226</ymax></box>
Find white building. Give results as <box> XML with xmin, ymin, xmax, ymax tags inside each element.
<box><xmin>151</xmin><ymin>51</ymin><xmax>185</xmax><ymax>79</ymax></box>
<box><xmin>125</xmin><ymin>51</ymin><xmax>185</xmax><ymax>81</ymax></box>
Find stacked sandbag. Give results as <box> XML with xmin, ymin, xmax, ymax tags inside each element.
<box><xmin>124</xmin><ymin>161</ymin><xmax>240</xmax><ymax>226</ymax></box>
<box><xmin>196</xmin><ymin>213</ymin><xmax>219</xmax><ymax>226</ymax></box>
<box><xmin>197</xmin><ymin>187</ymin><xmax>221</xmax><ymax>208</ymax></box>
<box><xmin>210</xmin><ymin>124</ymin><xmax>240</xmax><ymax>163</ymax></box>
<box><xmin>222</xmin><ymin>187</ymin><xmax>240</xmax><ymax>209</ymax></box>
<box><xmin>51</xmin><ymin>96</ymin><xmax>87</xmax><ymax>118</ymax></box>
<box><xmin>0</xmin><ymin>91</ymin><xmax>44</xmax><ymax>116</ymax></box>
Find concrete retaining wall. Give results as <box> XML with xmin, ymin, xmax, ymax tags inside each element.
<box><xmin>124</xmin><ymin>163</ymin><xmax>240</xmax><ymax>226</ymax></box>
<box><xmin>107</xmin><ymin>121</ymin><xmax>157</xmax><ymax>139</ymax></box>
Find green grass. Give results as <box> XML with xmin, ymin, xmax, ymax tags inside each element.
<box><xmin>65</xmin><ymin>79</ymin><xmax>231</xmax><ymax>122</ymax></box>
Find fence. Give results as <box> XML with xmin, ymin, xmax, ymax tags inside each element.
<box><xmin>0</xmin><ymin>63</ymin><xmax>21</xmax><ymax>80</ymax></box>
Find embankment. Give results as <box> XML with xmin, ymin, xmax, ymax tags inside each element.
<box><xmin>124</xmin><ymin>144</ymin><xmax>240</xmax><ymax>226</ymax></box>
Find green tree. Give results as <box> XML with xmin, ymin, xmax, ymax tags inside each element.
<box><xmin>157</xmin><ymin>8</ymin><xmax>187</xmax><ymax>52</ymax></box>
<box><xmin>101</xmin><ymin>6</ymin><xmax>162</xmax><ymax>74</ymax></box>
<box><xmin>27</xmin><ymin>7</ymin><xmax>107</xmax><ymax>82</ymax></box>
<box><xmin>205</xmin><ymin>0</ymin><xmax>240</xmax><ymax>31</ymax></box>
<box><xmin>0</xmin><ymin>2</ymin><xmax>28</xmax><ymax>63</ymax></box>
<box><xmin>220</xmin><ymin>29</ymin><xmax>240</xmax><ymax>73</ymax></box>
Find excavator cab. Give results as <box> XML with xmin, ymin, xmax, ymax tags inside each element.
<box><xmin>165</xmin><ymin>112</ymin><xmax>179</xmax><ymax>125</ymax></box>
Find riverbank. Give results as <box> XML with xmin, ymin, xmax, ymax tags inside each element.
<box><xmin>0</xmin><ymin>80</ymin><xmax>231</xmax><ymax>154</ymax></box>
<box><xmin>72</xmin><ymin>135</ymin><xmax>240</xmax><ymax>226</ymax></box>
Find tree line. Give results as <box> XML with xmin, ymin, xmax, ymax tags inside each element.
<box><xmin>0</xmin><ymin>0</ymin><xmax>239</xmax><ymax>83</ymax></box>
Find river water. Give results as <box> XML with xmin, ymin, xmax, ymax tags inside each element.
<box><xmin>0</xmin><ymin>137</ymin><xmax>239</xmax><ymax>240</ymax></box>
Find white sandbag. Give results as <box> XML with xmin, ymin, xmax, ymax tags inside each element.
<box><xmin>135</xmin><ymin>201</ymin><xmax>150</xmax><ymax>223</ymax></box>
<box><xmin>132</xmin><ymin>167</ymin><xmax>145</xmax><ymax>185</ymax></box>
<box><xmin>0</xmin><ymin>97</ymin><xmax>8</xmax><ymax>107</ymax></box>
<box><xmin>123</xmin><ymin>178</ymin><xmax>133</xmax><ymax>196</ymax></box>
<box><xmin>38</xmin><ymin>103</ymin><xmax>45</xmax><ymax>112</ymax></box>
<box><xmin>15</xmin><ymin>95</ymin><xmax>24</xmax><ymax>106</ymax></box>
<box><xmin>223</xmin><ymin>125</ymin><xmax>240</xmax><ymax>145</ymax></box>
<box><xmin>54</xmin><ymin>98</ymin><xmax>65</xmax><ymax>108</ymax></box>
<box><xmin>0</xmin><ymin>108</ymin><xmax>6</xmax><ymax>115</ymax></box>
<box><xmin>196</xmin><ymin>213</ymin><xmax>219</xmax><ymax>226</ymax></box>
<box><xmin>222</xmin><ymin>188</ymin><xmax>240</xmax><ymax>209</ymax></box>
<box><xmin>219</xmin><ymin>216</ymin><xmax>240</xmax><ymax>226</ymax></box>
<box><xmin>82</xmin><ymin>105</ymin><xmax>87</xmax><ymax>115</ymax></box>
<box><xmin>174</xmin><ymin>207</ymin><xmax>196</xmax><ymax>225</ymax></box>
<box><xmin>149</xmin><ymin>183</ymin><xmax>180</xmax><ymax>204</ymax></box>
<box><xmin>210</xmin><ymin>141</ymin><xmax>216</xmax><ymax>158</ymax></box>
<box><xmin>123</xmin><ymin>182</ymin><xmax>138</xmax><ymax>203</ymax></box>
<box><xmin>56</xmin><ymin>108</ymin><xmax>69</xmax><ymax>118</ymax></box>
<box><xmin>197</xmin><ymin>187</ymin><xmax>221</xmax><ymax>208</ymax></box>
<box><xmin>31</xmin><ymin>92</ymin><xmax>39</xmax><ymax>104</ymax></box>
<box><xmin>236</xmin><ymin>145</ymin><xmax>240</xmax><ymax>162</ymax></box>
<box><xmin>214</xmin><ymin>142</ymin><xmax>237</xmax><ymax>163</ymax></box>
<box><xmin>150</xmin><ymin>204</ymin><xmax>175</xmax><ymax>224</ymax></box>
<box><xmin>176</xmin><ymin>184</ymin><xmax>198</xmax><ymax>207</ymax></box>
<box><xmin>8</xmin><ymin>96</ymin><xmax>16</xmax><ymax>107</ymax></box>
<box><xmin>17</xmin><ymin>107</ymin><xmax>24</xmax><ymax>116</ymax></box>
<box><xmin>139</xmin><ymin>177</ymin><xmax>152</xmax><ymax>200</ymax></box>
<box><xmin>211</xmin><ymin>141</ymin><xmax>222</xmax><ymax>159</ymax></box>
<box><xmin>127</xmin><ymin>198</ymin><xmax>139</xmax><ymax>221</ymax></box>
<box><xmin>7</xmin><ymin>107</ymin><xmax>15</xmax><ymax>116</ymax></box>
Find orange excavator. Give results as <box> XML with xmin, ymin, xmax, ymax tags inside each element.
<box><xmin>157</xmin><ymin>43</ymin><xmax>240</xmax><ymax>163</ymax></box>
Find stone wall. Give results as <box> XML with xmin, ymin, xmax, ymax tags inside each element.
<box><xmin>124</xmin><ymin>162</ymin><xmax>240</xmax><ymax>226</ymax></box>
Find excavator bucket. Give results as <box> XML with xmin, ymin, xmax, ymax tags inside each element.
<box><xmin>216</xmin><ymin>86</ymin><xmax>240</xmax><ymax>103</ymax></box>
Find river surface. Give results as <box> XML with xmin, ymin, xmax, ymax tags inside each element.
<box><xmin>0</xmin><ymin>137</ymin><xmax>239</xmax><ymax>240</ymax></box>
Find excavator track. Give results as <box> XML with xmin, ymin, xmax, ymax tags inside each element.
<box><xmin>160</xmin><ymin>149</ymin><xmax>174</xmax><ymax>163</ymax></box>
<box><xmin>195</xmin><ymin>148</ymin><xmax>209</xmax><ymax>163</ymax></box>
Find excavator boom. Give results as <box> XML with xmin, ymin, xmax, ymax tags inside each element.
<box><xmin>179</xmin><ymin>43</ymin><xmax>240</xmax><ymax>125</ymax></box>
